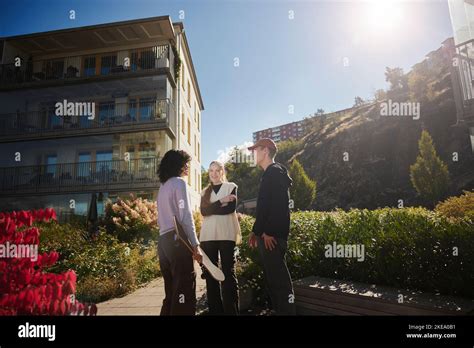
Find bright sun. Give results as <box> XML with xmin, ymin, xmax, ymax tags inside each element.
<box><xmin>366</xmin><ymin>0</ymin><xmax>404</xmax><ymax>32</ymax></box>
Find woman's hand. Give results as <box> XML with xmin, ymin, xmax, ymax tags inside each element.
<box><xmin>220</xmin><ymin>194</ymin><xmax>237</xmax><ymax>204</ymax></box>
<box><xmin>193</xmin><ymin>245</ymin><xmax>203</xmax><ymax>264</ymax></box>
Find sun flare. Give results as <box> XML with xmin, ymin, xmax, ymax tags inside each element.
<box><xmin>366</xmin><ymin>0</ymin><xmax>404</xmax><ymax>32</ymax></box>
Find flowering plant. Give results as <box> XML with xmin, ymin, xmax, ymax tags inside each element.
<box><xmin>0</xmin><ymin>208</ymin><xmax>97</xmax><ymax>315</ymax></box>
<box><xmin>104</xmin><ymin>194</ymin><xmax>158</xmax><ymax>243</ymax></box>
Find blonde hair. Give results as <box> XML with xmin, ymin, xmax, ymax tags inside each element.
<box><xmin>209</xmin><ymin>160</ymin><xmax>227</xmax><ymax>182</ymax></box>
<box><xmin>202</xmin><ymin>161</ymin><xmax>227</xmax><ymax>207</ymax></box>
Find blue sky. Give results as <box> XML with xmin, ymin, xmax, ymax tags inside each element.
<box><xmin>0</xmin><ymin>0</ymin><xmax>454</xmax><ymax>167</ymax></box>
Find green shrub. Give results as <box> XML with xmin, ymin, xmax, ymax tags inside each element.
<box><xmin>410</xmin><ymin>130</ymin><xmax>450</xmax><ymax>206</ymax></box>
<box><xmin>76</xmin><ymin>272</ymin><xmax>134</xmax><ymax>303</ymax></box>
<box><xmin>193</xmin><ymin>211</ymin><xmax>203</xmax><ymax>239</ymax></box>
<box><xmin>129</xmin><ymin>241</ymin><xmax>161</xmax><ymax>285</ymax></box>
<box><xmin>38</xmin><ymin>222</ymin><xmax>160</xmax><ymax>303</ymax></box>
<box><xmin>237</xmin><ymin>208</ymin><xmax>474</xmax><ymax>307</ymax></box>
<box><xmin>435</xmin><ymin>190</ymin><xmax>474</xmax><ymax>219</ymax></box>
<box><xmin>288</xmin><ymin>159</ymin><xmax>317</xmax><ymax>210</ymax></box>
<box><xmin>236</xmin><ymin>215</ymin><xmax>267</xmax><ymax>305</ymax></box>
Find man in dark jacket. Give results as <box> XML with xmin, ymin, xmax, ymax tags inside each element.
<box><xmin>248</xmin><ymin>138</ymin><xmax>296</xmax><ymax>315</ymax></box>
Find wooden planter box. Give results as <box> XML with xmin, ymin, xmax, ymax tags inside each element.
<box><xmin>293</xmin><ymin>276</ymin><xmax>474</xmax><ymax>316</ymax></box>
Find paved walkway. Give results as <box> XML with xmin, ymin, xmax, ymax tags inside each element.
<box><xmin>97</xmin><ymin>263</ymin><xmax>207</xmax><ymax>315</ymax></box>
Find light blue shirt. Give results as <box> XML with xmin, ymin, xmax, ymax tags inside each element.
<box><xmin>157</xmin><ymin>176</ymin><xmax>199</xmax><ymax>247</ymax></box>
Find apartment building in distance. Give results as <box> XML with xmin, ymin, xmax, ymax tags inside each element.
<box><xmin>0</xmin><ymin>16</ymin><xmax>204</xmax><ymax>218</ymax></box>
<box><xmin>253</xmin><ymin>120</ymin><xmax>304</xmax><ymax>143</ymax></box>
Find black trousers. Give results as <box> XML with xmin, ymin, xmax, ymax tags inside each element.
<box><xmin>257</xmin><ymin>237</ymin><xmax>296</xmax><ymax>315</ymax></box>
<box><xmin>200</xmin><ymin>240</ymin><xmax>239</xmax><ymax>315</ymax></box>
<box><xmin>158</xmin><ymin>231</ymin><xmax>196</xmax><ymax>315</ymax></box>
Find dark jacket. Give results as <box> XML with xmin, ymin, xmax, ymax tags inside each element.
<box><xmin>252</xmin><ymin>162</ymin><xmax>293</xmax><ymax>240</ymax></box>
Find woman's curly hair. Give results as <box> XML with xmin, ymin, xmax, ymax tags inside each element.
<box><xmin>158</xmin><ymin>150</ymin><xmax>191</xmax><ymax>183</ymax></box>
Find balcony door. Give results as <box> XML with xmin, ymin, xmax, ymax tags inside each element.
<box><xmin>138</xmin><ymin>142</ymin><xmax>156</xmax><ymax>179</ymax></box>
<box><xmin>99</xmin><ymin>102</ymin><xmax>115</xmax><ymax>125</ymax></box>
<box><xmin>127</xmin><ymin>98</ymin><xmax>156</xmax><ymax>122</ymax></box>
<box><xmin>130</xmin><ymin>48</ymin><xmax>157</xmax><ymax>71</ymax></box>
<box><xmin>83</xmin><ymin>56</ymin><xmax>96</xmax><ymax>77</ymax></box>
<box><xmin>128</xmin><ymin>99</ymin><xmax>138</xmax><ymax>122</ymax></box>
<box><xmin>96</xmin><ymin>150</ymin><xmax>113</xmax><ymax>183</ymax></box>
<box><xmin>100</xmin><ymin>55</ymin><xmax>117</xmax><ymax>75</ymax></box>
<box><xmin>43</xmin><ymin>59</ymin><xmax>64</xmax><ymax>80</ymax></box>
<box><xmin>45</xmin><ymin>154</ymin><xmax>57</xmax><ymax>181</ymax></box>
<box><xmin>46</xmin><ymin>104</ymin><xmax>63</xmax><ymax>129</ymax></box>
<box><xmin>96</xmin><ymin>150</ymin><xmax>113</xmax><ymax>172</ymax></box>
<box><xmin>139</xmin><ymin>98</ymin><xmax>155</xmax><ymax>121</ymax></box>
<box><xmin>77</xmin><ymin>152</ymin><xmax>92</xmax><ymax>180</ymax></box>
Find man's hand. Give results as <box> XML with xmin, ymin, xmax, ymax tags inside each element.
<box><xmin>262</xmin><ymin>233</ymin><xmax>277</xmax><ymax>251</ymax></box>
<box><xmin>248</xmin><ymin>232</ymin><xmax>257</xmax><ymax>249</ymax></box>
<box><xmin>193</xmin><ymin>245</ymin><xmax>203</xmax><ymax>264</ymax></box>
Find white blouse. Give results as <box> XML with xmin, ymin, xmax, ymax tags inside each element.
<box><xmin>199</xmin><ymin>182</ymin><xmax>242</xmax><ymax>244</ymax></box>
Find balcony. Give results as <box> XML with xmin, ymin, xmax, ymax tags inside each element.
<box><xmin>0</xmin><ymin>44</ymin><xmax>176</xmax><ymax>90</ymax></box>
<box><xmin>0</xmin><ymin>98</ymin><xmax>176</xmax><ymax>142</ymax></box>
<box><xmin>0</xmin><ymin>157</ymin><xmax>160</xmax><ymax>196</ymax></box>
<box><xmin>454</xmin><ymin>39</ymin><xmax>474</xmax><ymax>123</ymax></box>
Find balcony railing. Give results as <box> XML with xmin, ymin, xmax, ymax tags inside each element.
<box><xmin>0</xmin><ymin>157</ymin><xmax>160</xmax><ymax>195</ymax></box>
<box><xmin>453</xmin><ymin>39</ymin><xmax>474</xmax><ymax>122</ymax></box>
<box><xmin>0</xmin><ymin>44</ymin><xmax>175</xmax><ymax>88</ymax></box>
<box><xmin>0</xmin><ymin>98</ymin><xmax>175</xmax><ymax>141</ymax></box>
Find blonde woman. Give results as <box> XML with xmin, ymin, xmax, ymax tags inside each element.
<box><xmin>200</xmin><ymin>161</ymin><xmax>241</xmax><ymax>315</ymax></box>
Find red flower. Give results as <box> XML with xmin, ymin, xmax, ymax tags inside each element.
<box><xmin>0</xmin><ymin>208</ymin><xmax>96</xmax><ymax>316</ymax></box>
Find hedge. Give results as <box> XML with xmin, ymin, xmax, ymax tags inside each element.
<box><xmin>237</xmin><ymin>208</ymin><xmax>474</xmax><ymax>306</ymax></box>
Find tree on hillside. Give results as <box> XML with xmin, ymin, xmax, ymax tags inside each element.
<box><xmin>288</xmin><ymin>159</ymin><xmax>316</xmax><ymax>210</ymax></box>
<box><xmin>385</xmin><ymin>67</ymin><xmax>407</xmax><ymax>90</ymax></box>
<box><xmin>225</xmin><ymin>161</ymin><xmax>261</xmax><ymax>201</ymax></box>
<box><xmin>410</xmin><ymin>130</ymin><xmax>450</xmax><ymax>206</ymax></box>
<box><xmin>374</xmin><ymin>89</ymin><xmax>387</xmax><ymax>101</ymax></box>
<box><xmin>275</xmin><ymin>139</ymin><xmax>303</xmax><ymax>165</ymax></box>
<box><xmin>316</xmin><ymin>108</ymin><xmax>325</xmax><ymax>116</ymax></box>
<box><xmin>408</xmin><ymin>70</ymin><xmax>435</xmax><ymax>103</ymax></box>
<box><xmin>354</xmin><ymin>96</ymin><xmax>364</xmax><ymax>107</ymax></box>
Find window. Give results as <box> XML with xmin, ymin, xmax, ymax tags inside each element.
<box><xmin>195</xmin><ymin>169</ymin><xmax>198</xmax><ymax>189</ymax></box>
<box><xmin>129</xmin><ymin>99</ymin><xmax>138</xmax><ymax>121</ymax></box>
<box><xmin>130</xmin><ymin>51</ymin><xmax>139</xmax><ymax>71</ymax></box>
<box><xmin>100</xmin><ymin>55</ymin><xmax>117</xmax><ymax>75</ymax></box>
<box><xmin>96</xmin><ymin>150</ymin><xmax>113</xmax><ymax>172</ymax></box>
<box><xmin>194</xmin><ymin>102</ymin><xmax>197</xmax><ymax>122</ymax></box>
<box><xmin>181</xmin><ymin>112</ymin><xmax>185</xmax><ymax>134</ymax></box>
<box><xmin>83</xmin><ymin>56</ymin><xmax>96</xmax><ymax>77</ymax></box>
<box><xmin>48</xmin><ymin>107</ymin><xmax>62</xmax><ymax>128</ymax></box>
<box><xmin>138</xmin><ymin>142</ymin><xmax>156</xmax><ymax>177</ymax></box>
<box><xmin>45</xmin><ymin>155</ymin><xmax>57</xmax><ymax>177</ymax></box>
<box><xmin>187</xmin><ymin>118</ymin><xmax>191</xmax><ymax>145</ymax></box>
<box><xmin>187</xmin><ymin>80</ymin><xmax>191</xmax><ymax>105</ymax></box>
<box><xmin>99</xmin><ymin>102</ymin><xmax>115</xmax><ymax>125</ymax></box>
<box><xmin>198</xmin><ymin>142</ymin><xmax>200</xmax><ymax>162</ymax></box>
<box><xmin>78</xmin><ymin>152</ymin><xmax>92</xmax><ymax>177</ymax></box>
<box><xmin>187</xmin><ymin>163</ymin><xmax>191</xmax><ymax>186</ymax></box>
<box><xmin>194</xmin><ymin>135</ymin><xmax>197</xmax><ymax>156</ymax></box>
<box><xmin>139</xmin><ymin>49</ymin><xmax>156</xmax><ymax>69</ymax></box>
<box><xmin>197</xmin><ymin>112</ymin><xmax>200</xmax><ymax>131</ymax></box>
<box><xmin>44</xmin><ymin>59</ymin><xmax>64</xmax><ymax>79</ymax></box>
<box><xmin>139</xmin><ymin>98</ymin><xmax>155</xmax><ymax>121</ymax></box>
<box><xmin>181</xmin><ymin>65</ymin><xmax>185</xmax><ymax>89</ymax></box>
